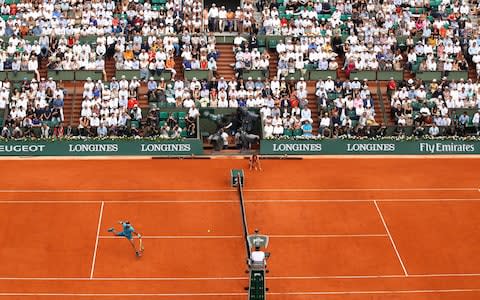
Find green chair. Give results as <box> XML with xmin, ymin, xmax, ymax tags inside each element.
<box><xmin>426</xmin><ymin>101</ymin><xmax>436</xmax><ymax>110</ymax></box>
<box><xmin>180</xmin><ymin>130</ymin><xmax>188</xmax><ymax>137</ymax></box>
<box><xmin>177</xmin><ymin>112</ymin><xmax>186</xmax><ymax>120</ymax></box>
<box><xmin>411</xmin><ymin>101</ymin><xmax>422</xmax><ymax>111</ymax></box>
<box><xmin>179</xmin><ymin>119</ymin><xmax>187</xmax><ymax>128</ymax></box>
<box><xmin>293</xmin><ymin>128</ymin><xmax>303</xmax><ymax>136</ymax></box>
<box><xmin>283</xmin><ymin>128</ymin><xmax>293</xmax><ymax>137</ymax></box>
<box><xmin>159</xmin><ymin>112</ymin><xmax>168</xmax><ymax>120</ymax></box>
<box><xmin>268</xmin><ymin>39</ymin><xmax>278</xmax><ymax>49</ymax></box>
<box><xmin>130</xmin><ymin>120</ymin><xmax>140</xmax><ymax>128</ymax></box>
<box><xmin>257</xmin><ymin>37</ymin><xmax>266</xmax><ymax>48</ymax></box>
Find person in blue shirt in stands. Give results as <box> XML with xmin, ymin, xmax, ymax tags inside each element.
<box><xmin>301</xmin><ymin>120</ymin><xmax>313</xmax><ymax>137</ymax></box>
<box><xmin>183</xmin><ymin>59</ymin><xmax>192</xmax><ymax>70</ymax></box>
<box><xmin>108</xmin><ymin>221</ymin><xmax>144</xmax><ymax>257</ymax></box>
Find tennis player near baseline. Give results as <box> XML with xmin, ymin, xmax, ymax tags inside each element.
<box><xmin>108</xmin><ymin>221</ymin><xmax>144</xmax><ymax>257</ymax></box>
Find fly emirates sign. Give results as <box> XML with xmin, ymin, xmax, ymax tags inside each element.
<box><xmin>262</xmin><ymin>140</ymin><xmax>479</xmax><ymax>155</ymax></box>
<box><xmin>418</xmin><ymin>142</ymin><xmax>475</xmax><ymax>153</ymax></box>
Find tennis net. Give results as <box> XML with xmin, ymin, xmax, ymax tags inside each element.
<box><xmin>236</xmin><ymin>174</ymin><xmax>251</xmax><ymax>260</ymax></box>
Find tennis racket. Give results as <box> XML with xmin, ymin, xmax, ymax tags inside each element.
<box><xmin>138</xmin><ymin>234</ymin><xmax>144</xmax><ymax>253</ymax></box>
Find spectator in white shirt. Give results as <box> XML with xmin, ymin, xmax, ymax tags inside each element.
<box><xmin>473</xmin><ymin>110</ymin><xmax>480</xmax><ymax>135</ymax></box>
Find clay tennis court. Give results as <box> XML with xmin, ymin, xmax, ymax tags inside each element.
<box><xmin>0</xmin><ymin>157</ymin><xmax>479</xmax><ymax>299</ymax></box>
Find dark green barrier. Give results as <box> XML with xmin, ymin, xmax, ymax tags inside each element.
<box><xmin>349</xmin><ymin>70</ymin><xmax>376</xmax><ymax>81</ymax></box>
<box><xmin>184</xmin><ymin>70</ymin><xmax>210</xmax><ymax>81</ymax></box>
<box><xmin>48</xmin><ymin>70</ymin><xmax>75</xmax><ymax>81</ymax></box>
<box><xmin>377</xmin><ymin>71</ymin><xmax>403</xmax><ymax>81</ymax></box>
<box><xmin>75</xmin><ymin>70</ymin><xmax>103</xmax><ymax>81</ymax></box>
<box><xmin>0</xmin><ymin>139</ymin><xmax>203</xmax><ymax>156</ymax></box>
<box><xmin>285</xmin><ymin>70</ymin><xmax>305</xmax><ymax>80</ymax></box>
<box><xmin>260</xmin><ymin>139</ymin><xmax>480</xmax><ymax>155</ymax></box>
<box><xmin>242</xmin><ymin>70</ymin><xmax>265</xmax><ymax>80</ymax></box>
<box><xmin>115</xmin><ymin>70</ymin><xmax>141</xmax><ymax>80</ymax></box>
<box><xmin>308</xmin><ymin>70</ymin><xmax>337</xmax><ymax>80</ymax></box>
<box><xmin>8</xmin><ymin>71</ymin><xmax>34</xmax><ymax>81</ymax></box>
<box><xmin>446</xmin><ymin>71</ymin><xmax>468</xmax><ymax>81</ymax></box>
<box><xmin>78</xmin><ymin>35</ymin><xmax>98</xmax><ymax>45</ymax></box>
<box><xmin>416</xmin><ymin>71</ymin><xmax>442</xmax><ymax>81</ymax></box>
<box><xmin>115</xmin><ymin>70</ymin><xmax>173</xmax><ymax>81</ymax></box>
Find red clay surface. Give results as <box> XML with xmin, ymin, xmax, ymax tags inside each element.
<box><xmin>0</xmin><ymin>158</ymin><xmax>478</xmax><ymax>300</ymax></box>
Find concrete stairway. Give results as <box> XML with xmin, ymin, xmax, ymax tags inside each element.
<box><xmin>336</xmin><ymin>56</ymin><xmax>347</xmax><ymax>81</ymax></box>
<box><xmin>105</xmin><ymin>57</ymin><xmax>116</xmax><ymax>81</ymax></box>
<box><xmin>268</xmin><ymin>50</ymin><xmax>278</xmax><ymax>79</ymax></box>
<box><xmin>216</xmin><ymin>44</ymin><xmax>236</xmax><ymax>80</ymax></box>
<box><xmin>306</xmin><ymin>82</ymin><xmax>319</xmax><ymax>135</ymax></box>
<box><xmin>378</xmin><ymin>82</ymin><xmax>394</xmax><ymax>125</ymax></box>
<box><xmin>62</xmin><ymin>81</ymin><xmax>80</xmax><ymax>126</ymax></box>
<box><xmin>39</xmin><ymin>57</ymin><xmax>48</xmax><ymax>80</ymax></box>
<box><xmin>369</xmin><ymin>85</ymin><xmax>383</xmax><ymax>125</ymax></box>
<box><xmin>174</xmin><ymin>56</ymin><xmax>184</xmax><ymax>80</ymax></box>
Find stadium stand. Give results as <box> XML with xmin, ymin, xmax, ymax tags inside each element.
<box><xmin>0</xmin><ymin>0</ymin><xmax>477</xmax><ymax>144</ymax></box>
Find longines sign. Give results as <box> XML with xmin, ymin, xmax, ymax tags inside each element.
<box><xmin>0</xmin><ymin>140</ymin><xmax>203</xmax><ymax>156</ymax></box>
<box><xmin>261</xmin><ymin>140</ymin><xmax>479</xmax><ymax>155</ymax></box>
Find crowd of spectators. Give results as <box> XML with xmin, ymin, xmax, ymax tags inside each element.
<box><xmin>180</xmin><ymin>32</ymin><xmax>219</xmax><ymax>77</ymax></box>
<box><xmin>259</xmin><ymin>0</ymin><xmax>479</xmax><ymax>78</ymax></box>
<box><xmin>148</xmin><ymin>76</ymin><xmax>309</xmax><ymax>109</ymax></box>
<box><xmin>78</xmin><ymin>76</ymin><xmax>142</xmax><ymax>137</ymax></box>
<box><xmin>257</xmin><ymin>77</ymin><xmax>315</xmax><ymax>138</ymax></box>
<box><xmin>276</xmin><ymin>37</ymin><xmax>338</xmax><ymax>78</ymax></box>
<box><xmin>205</xmin><ymin>0</ymin><xmax>257</xmax><ymax>34</ymax></box>
<box><xmin>1</xmin><ymin>0</ymin><xmax>480</xmax><ymax>140</ymax></box>
<box><xmin>388</xmin><ymin>76</ymin><xmax>480</xmax><ymax>137</ymax></box>
<box><xmin>314</xmin><ymin>77</ymin><xmax>379</xmax><ymax>138</ymax></box>
<box><xmin>233</xmin><ymin>34</ymin><xmax>270</xmax><ymax>79</ymax></box>
<box><xmin>1</xmin><ymin>77</ymin><xmax>65</xmax><ymax>138</ymax></box>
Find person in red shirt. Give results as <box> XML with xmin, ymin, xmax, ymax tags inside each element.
<box><xmin>112</xmin><ymin>17</ymin><xmax>119</xmax><ymax>27</ymax></box>
<box><xmin>345</xmin><ymin>59</ymin><xmax>356</xmax><ymax>78</ymax></box>
<box><xmin>127</xmin><ymin>97</ymin><xmax>139</xmax><ymax>109</ymax></box>
<box><xmin>290</xmin><ymin>92</ymin><xmax>299</xmax><ymax>108</ymax></box>
<box><xmin>387</xmin><ymin>77</ymin><xmax>396</xmax><ymax>100</ymax></box>
<box><xmin>9</xmin><ymin>3</ymin><xmax>16</xmax><ymax>15</ymax></box>
<box><xmin>67</xmin><ymin>36</ymin><xmax>76</xmax><ymax>47</ymax></box>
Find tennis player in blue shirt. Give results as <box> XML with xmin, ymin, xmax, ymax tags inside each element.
<box><xmin>108</xmin><ymin>221</ymin><xmax>144</xmax><ymax>257</ymax></box>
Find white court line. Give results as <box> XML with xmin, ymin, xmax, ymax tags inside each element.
<box><xmin>0</xmin><ymin>187</ymin><xmax>475</xmax><ymax>193</ymax></box>
<box><xmin>0</xmin><ymin>198</ymin><xmax>479</xmax><ymax>204</ymax></box>
<box><xmin>0</xmin><ymin>200</ymin><xmax>237</xmax><ymax>204</ymax></box>
<box><xmin>0</xmin><ymin>292</ymin><xmax>246</xmax><ymax>297</ymax></box>
<box><xmin>268</xmin><ymin>289</ymin><xmax>480</xmax><ymax>295</ymax></box>
<box><xmin>2</xmin><ymin>273</ymin><xmax>480</xmax><ymax>281</ymax></box>
<box><xmin>98</xmin><ymin>234</ymin><xmax>387</xmax><ymax>239</ymax></box>
<box><xmin>90</xmin><ymin>201</ymin><xmax>104</xmax><ymax>279</ymax></box>
<box><xmin>374</xmin><ymin>201</ymin><xmax>408</xmax><ymax>276</ymax></box>
<box><xmin>99</xmin><ymin>235</ymin><xmax>242</xmax><ymax>239</ymax></box>
<box><xmin>270</xmin><ymin>234</ymin><xmax>387</xmax><ymax>238</ymax></box>
<box><xmin>246</xmin><ymin>188</ymin><xmax>478</xmax><ymax>192</ymax></box>
<box><xmin>247</xmin><ymin>198</ymin><xmax>480</xmax><ymax>203</ymax></box>
<box><xmin>1</xmin><ymin>289</ymin><xmax>479</xmax><ymax>297</ymax></box>
<box><xmin>0</xmin><ymin>189</ymin><xmax>234</xmax><ymax>193</ymax></box>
